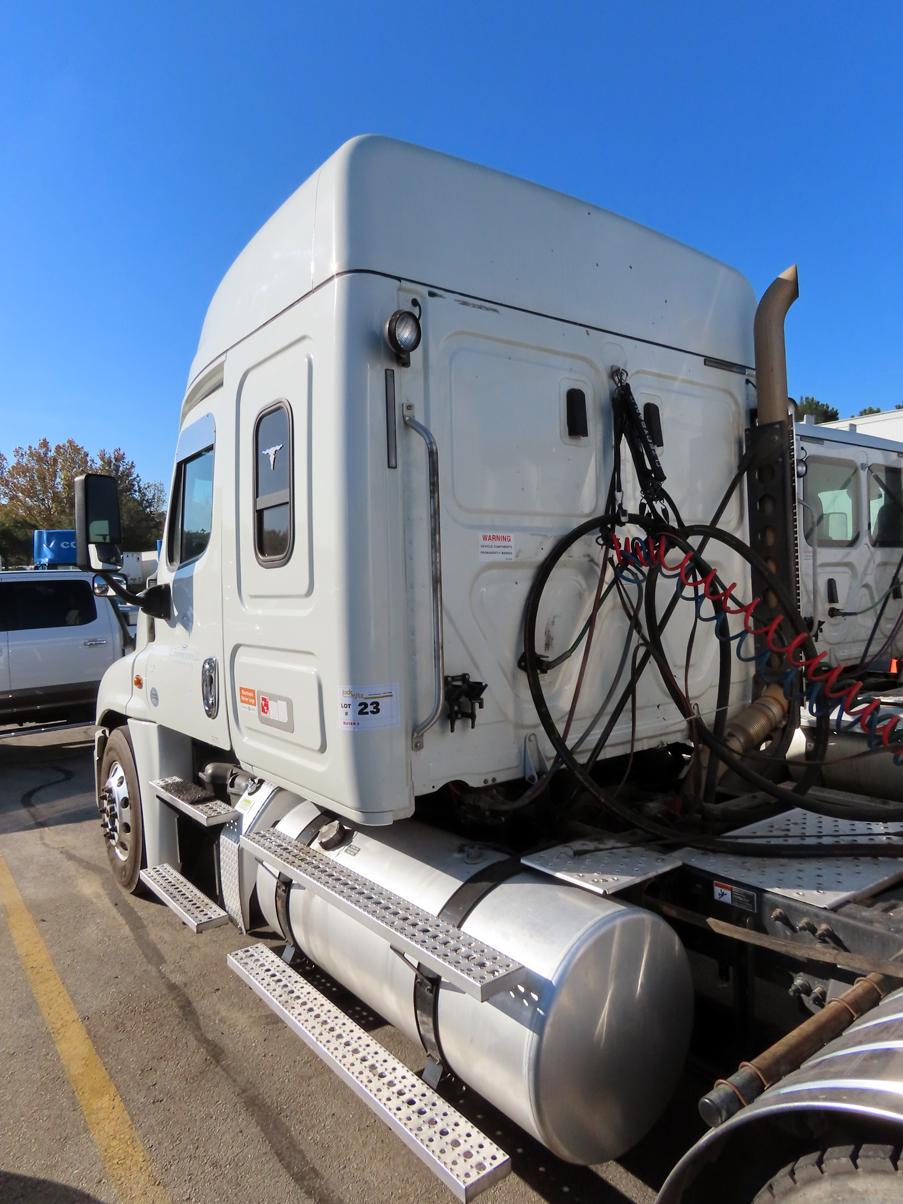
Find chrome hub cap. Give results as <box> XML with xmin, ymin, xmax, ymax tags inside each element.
<box><xmin>100</xmin><ymin>760</ymin><xmax>131</xmax><ymax>862</ymax></box>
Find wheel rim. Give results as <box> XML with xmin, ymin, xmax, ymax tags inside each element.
<box><xmin>100</xmin><ymin>760</ymin><xmax>131</xmax><ymax>863</ymax></box>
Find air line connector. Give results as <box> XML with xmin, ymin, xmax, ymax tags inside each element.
<box><xmin>444</xmin><ymin>673</ymin><xmax>487</xmax><ymax>732</ymax></box>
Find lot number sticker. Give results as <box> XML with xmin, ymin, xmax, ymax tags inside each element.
<box><xmin>338</xmin><ymin>683</ymin><xmax>400</xmax><ymax>732</ymax></box>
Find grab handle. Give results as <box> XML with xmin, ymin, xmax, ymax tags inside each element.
<box><xmin>403</xmin><ymin>404</ymin><xmax>445</xmax><ymax>750</ymax></box>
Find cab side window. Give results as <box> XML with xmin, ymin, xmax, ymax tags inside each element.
<box><xmin>803</xmin><ymin>457</ymin><xmax>860</xmax><ymax>547</ymax></box>
<box><xmin>254</xmin><ymin>402</ymin><xmax>293</xmax><ymax>565</ymax></box>
<box><xmin>868</xmin><ymin>465</ymin><xmax>903</xmax><ymax>547</ymax></box>
<box><xmin>168</xmin><ymin>446</ymin><xmax>215</xmax><ymax>567</ymax></box>
<box><xmin>0</xmin><ymin>584</ymin><xmax>13</xmax><ymax>631</ymax></box>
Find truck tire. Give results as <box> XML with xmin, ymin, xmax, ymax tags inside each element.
<box><xmin>98</xmin><ymin>727</ymin><xmax>144</xmax><ymax>892</ymax></box>
<box><xmin>754</xmin><ymin>1144</ymin><xmax>902</xmax><ymax>1202</ymax></box>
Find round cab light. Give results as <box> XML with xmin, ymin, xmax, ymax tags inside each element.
<box><xmin>385</xmin><ymin>309</ymin><xmax>422</xmax><ymax>359</ymax></box>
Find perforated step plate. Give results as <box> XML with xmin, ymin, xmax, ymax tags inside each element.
<box><xmin>229</xmin><ymin>943</ymin><xmax>510</xmax><ymax>1200</ymax></box>
<box><xmin>522</xmin><ymin>839</ymin><xmax>681</xmax><ymax>897</ymax></box>
<box><xmin>678</xmin><ymin>807</ymin><xmax>903</xmax><ymax>910</ymax></box>
<box><xmin>152</xmin><ymin>776</ymin><xmax>238</xmax><ymax>826</ymax></box>
<box><xmin>139</xmin><ymin>864</ymin><xmax>229</xmax><ymax>932</ymax></box>
<box><xmin>241</xmin><ymin>829</ymin><xmax>522</xmax><ymax>1001</ymax></box>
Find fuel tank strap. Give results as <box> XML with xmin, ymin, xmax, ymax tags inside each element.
<box><xmin>274</xmin><ymin>813</ymin><xmax>331</xmax><ymax>953</ymax></box>
<box><xmin>414</xmin><ymin>856</ymin><xmax>523</xmax><ymax>1084</ymax></box>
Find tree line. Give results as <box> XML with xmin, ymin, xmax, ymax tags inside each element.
<box><xmin>796</xmin><ymin>396</ymin><xmax>903</xmax><ymax>424</ymax></box>
<box><xmin>0</xmin><ymin>439</ymin><xmax>165</xmax><ymax>565</ymax></box>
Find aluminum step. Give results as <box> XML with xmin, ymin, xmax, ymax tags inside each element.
<box><xmin>151</xmin><ymin>776</ymin><xmax>239</xmax><ymax>826</ymax></box>
<box><xmin>242</xmin><ymin>828</ymin><xmax>522</xmax><ymax>1001</ymax></box>
<box><xmin>139</xmin><ymin>864</ymin><xmax>229</xmax><ymax>932</ymax></box>
<box><xmin>229</xmin><ymin>943</ymin><xmax>510</xmax><ymax>1201</ymax></box>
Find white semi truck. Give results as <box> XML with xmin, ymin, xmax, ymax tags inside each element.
<box><xmin>796</xmin><ymin>419</ymin><xmax>903</xmax><ymax>668</ymax></box>
<box><xmin>76</xmin><ymin>138</ymin><xmax>903</xmax><ymax>1203</ymax></box>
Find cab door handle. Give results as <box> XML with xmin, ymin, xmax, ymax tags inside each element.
<box><xmin>83</xmin><ymin>638</ymin><xmax>108</xmax><ymax>647</ymax></box>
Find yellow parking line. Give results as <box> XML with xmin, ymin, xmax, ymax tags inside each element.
<box><xmin>0</xmin><ymin>853</ymin><xmax>168</xmax><ymax>1203</ymax></box>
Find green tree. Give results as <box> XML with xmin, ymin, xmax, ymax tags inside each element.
<box><xmin>0</xmin><ymin>439</ymin><xmax>164</xmax><ymax>553</ymax></box>
<box><xmin>795</xmin><ymin>396</ymin><xmax>839</xmax><ymax>423</ymax></box>
<box><xmin>858</xmin><ymin>406</ymin><xmax>882</xmax><ymax>416</ymax></box>
<box><xmin>0</xmin><ymin>438</ymin><xmax>91</xmax><ymax>530</ymax></box>
<box><xmin>0</xmin><ymin>501</ymin><xmax>31</xmax><ymax>566</ymax></box>
<box><xmin>95</xmin><ymin>448</ymin><xmax>166</xmax><ymax>549</ymax></box>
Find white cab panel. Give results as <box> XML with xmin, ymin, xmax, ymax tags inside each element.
<box><xmin>405</xmin><ymin>292</ymin><xmax>752</xmax><ymax>794</ymax></box>
<box><xmin>223</xmin><ymin>283</ymin><xmax>413</xmax><ymax>824</ymax></box>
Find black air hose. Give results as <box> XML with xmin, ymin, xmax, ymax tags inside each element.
<box><xmin>521</xmin><ymin>515</ymin><xmax>903</xmax><ymax>850</ymax></box>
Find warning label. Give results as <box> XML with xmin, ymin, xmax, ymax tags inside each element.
<box><xmin>338</xmin><ymin>683</ymin><xmax>400</xmax><ymax>732</ymax></box>
<box><xmin>238</xmin><ymin>686</ymin><xmax>256</xmax><ymax>709</ymax></box>
<box><xmin>712</xmin><ymin>881</ymin><xmax>756</xmax><ymax>912</ymax></box>
<box><xmin>713</xmin><ymin>881</ymin><xmax>733</xmax><ymax>905</ymax></box>
<box><xmin>478</xmin><ymin>532</ymin><xmax>514</xmax><ymax>560</ymax></box>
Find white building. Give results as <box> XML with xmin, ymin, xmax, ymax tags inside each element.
<box><xmin>823</xmin><ymin>407</ymin><xmax>903</xmax><ymax>442</ymax></box>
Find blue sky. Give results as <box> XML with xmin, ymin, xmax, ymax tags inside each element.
<box><xmin>2</xmin><ymin>2</ymin><xmax>901</xmax><ymax>490</ymax></box>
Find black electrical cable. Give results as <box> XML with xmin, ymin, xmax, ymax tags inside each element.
<box><xmin>522</xmin><ymin>514</ymin><xmax>903</xmax><ymax>852</ymax></box>
<box><xmin>555</xmin><ymin>379</ymin><xmax>751</xmax><ymax>749</ymax></box>
<box><xmin>570</xmin><ymin>570</ymin><xmax>643</xmax><ymax>762</ymax></box>
<box><xmin>571</xmin><ymin>456</ymin><xmax>807</xmax><ymax>802</ymax></box>
<box><xmin>642</xmin><ymin>523</ymin><xmax>903</xmax><ymax>824</ymax></box>
<box><xmin>857</xmin><ymin>547</ymin><xmax>903</xmax><ymax>670</ymax></box>
<box><xmin>579</xmin><ymin>455</ymin><xmax>756</xmax><ymax>763</ymax></box>
<box><xmin>619</xmin><ymin>501</ymin><xmax>827</xmax><ymax>802</ymax></box>
<box><xmin>702</xmin><ymin>579</ymin><xmax>733</xmax><ymax>805</ymax></box>
<box><xmin>522</xmin><ymin>370</ymin><xmax>903</xmax><ymax>840</ymax></box>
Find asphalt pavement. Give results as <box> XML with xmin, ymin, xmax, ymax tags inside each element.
<box><xmin>0</xmin><ymin>727</ymin><xmax>708</xmax><ymax>1204</ymax></box>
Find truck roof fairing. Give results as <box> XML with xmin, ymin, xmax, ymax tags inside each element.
<box><xmin>187</xmin><ymin>135</ymin><xmax>756</xmax><ymax>402</ymax></box>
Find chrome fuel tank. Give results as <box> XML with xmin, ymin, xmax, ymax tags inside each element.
<box><xmin>256</xmin><ymin>803</ymin><xmax>692</xmax><ymax>1164</ymax></box>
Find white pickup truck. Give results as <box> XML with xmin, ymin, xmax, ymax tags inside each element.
<box><xmin>0</xmin><ymin>570</ymin><xmax>130</xmax><ymax>726</ymax></box>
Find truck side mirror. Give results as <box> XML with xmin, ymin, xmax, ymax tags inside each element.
<box><xmin>75</xmin><ymin>473</ymin><xmax>123</xmax><ymax>571</ymax></box>
<box><xmin>75</xmin><ymin>472</ymin><xmax>171</xmax><ymax>621</ymax></box>
<box><xmin>823</xmin><ymin>510</ymin><xmax>850</xmax><ymax>543</ymax></box>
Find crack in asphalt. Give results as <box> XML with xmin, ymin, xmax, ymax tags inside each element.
<box><xmin>18</xmin><ymin>764</ymin><xmax>76</xmax><ymax>827</ymax></box>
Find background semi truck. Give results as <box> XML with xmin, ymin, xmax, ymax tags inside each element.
<box><xmin>796</xmin><ymin>420</ymin><xmax>903</xmax><ymax>668</ymax></box>
<box><xmin>75</xmin><ymin>137</ymin><xmax>903</xmax><ymax>1202</ymax></box>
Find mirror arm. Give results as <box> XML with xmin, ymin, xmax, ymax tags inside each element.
<box><xmin>95</xmin><ymin>571</ymin><xmax>171</xmax><ymax>621</ymax></box>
